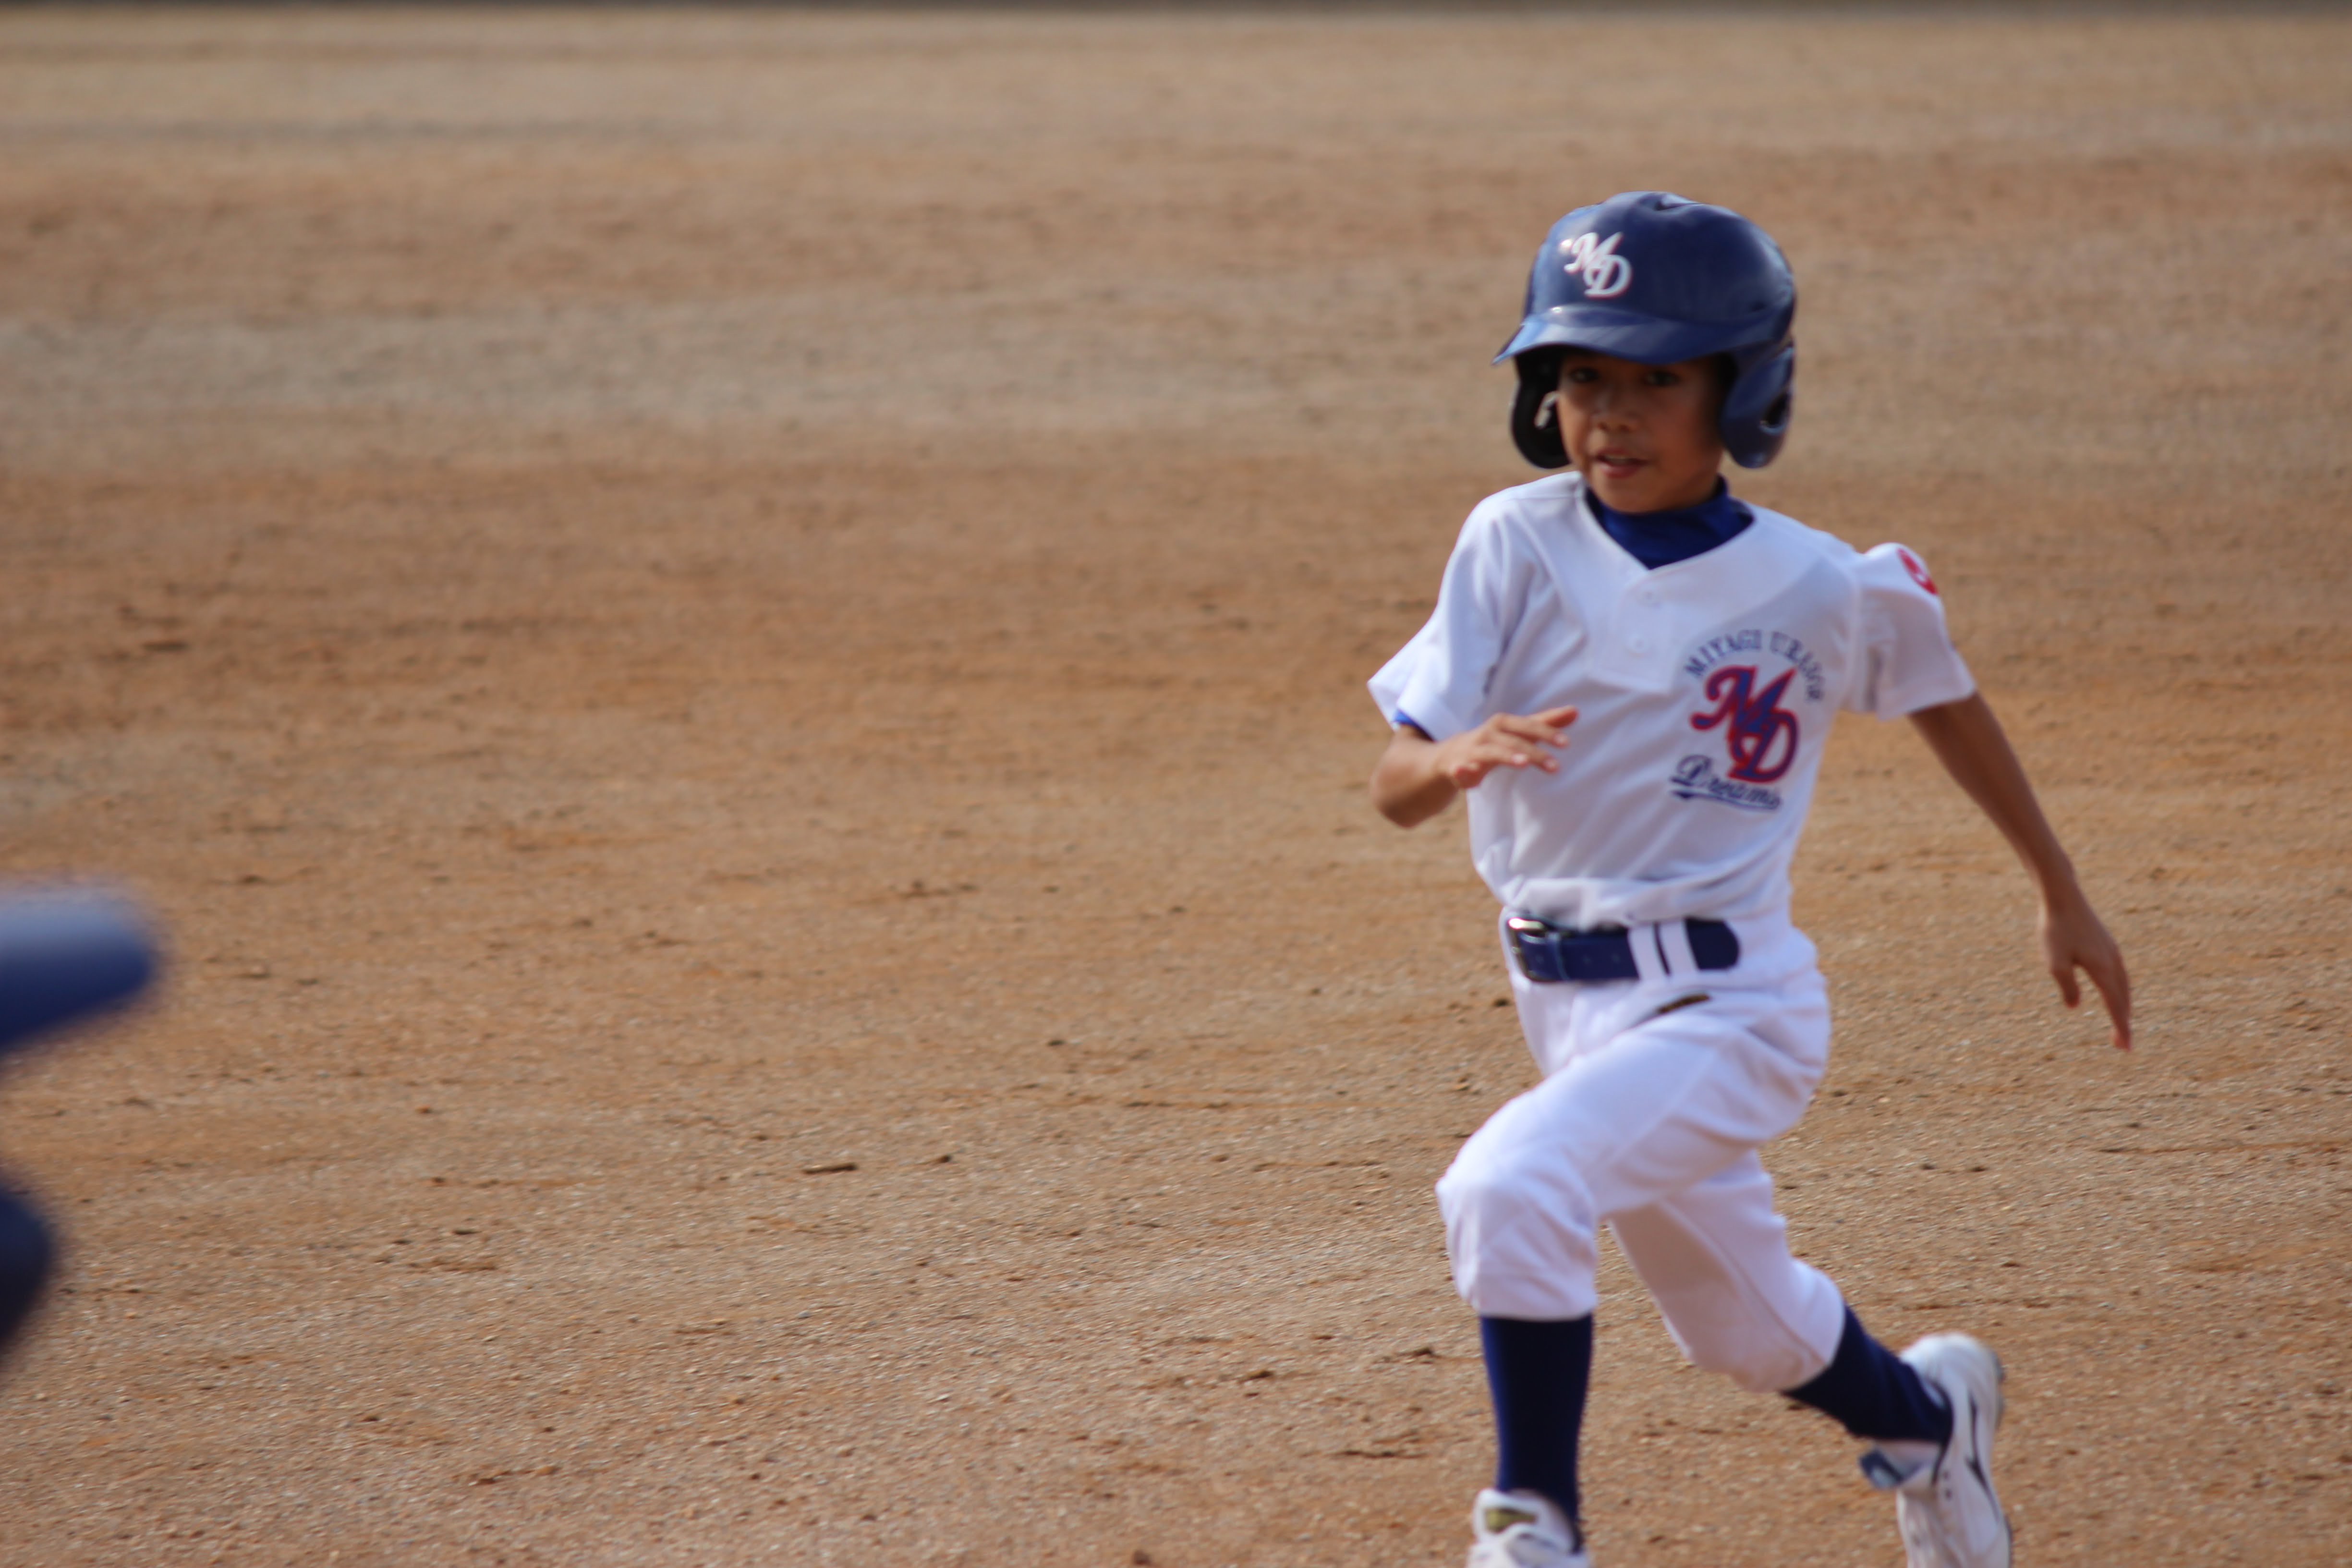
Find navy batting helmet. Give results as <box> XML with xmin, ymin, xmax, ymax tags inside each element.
<box><xmin>1498</xmin><ymin>192</ymin><xmax>1796</xmax><ymax>471</ymax></box>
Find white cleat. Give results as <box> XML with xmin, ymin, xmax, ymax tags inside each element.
<box><xmin>1861</xmin><ymin>1333</ymin><xmax>2011</xmax><ymax>1568</ymax></box>
<box><xmin>1466</xmin><ymin>1488</ymin><xmax>1589</xmax><ymax>1568</ymax></box>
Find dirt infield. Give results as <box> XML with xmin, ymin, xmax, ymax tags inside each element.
<box><xmin>0</xmin><ymin>7</ymin><xmax>2346</xmax><ymax>1565</ymax></box>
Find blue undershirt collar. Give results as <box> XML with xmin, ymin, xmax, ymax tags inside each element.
<box><xmin>1585</xmin><ymin>478</ymin><xmax>1754</xmax><ymax>570</ymax></box>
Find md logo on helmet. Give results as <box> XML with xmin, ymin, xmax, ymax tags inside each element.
<box><xmin>1558</xmin><ymin>231</ymin><xmax>1632</xmax><ymax>300</ymax></box>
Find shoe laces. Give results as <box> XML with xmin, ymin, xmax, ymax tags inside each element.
<box><xmin>1478</xmin><ymin>1501</ymin><xmax>1583</xmax><ymax>1565</ymax></box>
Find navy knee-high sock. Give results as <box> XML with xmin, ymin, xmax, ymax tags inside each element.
<box><xmin>1480</xmin><ymin>1315</ymin><xmax>1593</xmax><ymax>1522</ymax></box>
<box><xmin>1784</xmin><ymin>1308</ymin><xmax>1952</xmax><ymax>1445</ymax></box>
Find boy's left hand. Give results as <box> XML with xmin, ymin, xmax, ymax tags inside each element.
<box><xmin>1908</xmin><ymin>693</ymin><xmax>2133</xmax><ymax>1053</ymax></box>
<box><xmin>2040</xmin><ymin>892</ymin><xmax>2132</xmax><ymax>1051</ymax></box>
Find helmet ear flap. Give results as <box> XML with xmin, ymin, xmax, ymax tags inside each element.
<box><xmin>1509</xmin><ymin>351</ymin><xmax>1570</xmax><ymax>469</ymax></box>
<box><xmin>1721</xmin><ymin>342</ymin><xmax>1796</xmax><ymax>469</ymax></box>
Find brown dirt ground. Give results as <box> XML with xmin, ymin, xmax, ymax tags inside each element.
<box><xmin>0</xmin><ymin>7</ymin><xmax>2347</xmax><ymax>1566</ymax></box>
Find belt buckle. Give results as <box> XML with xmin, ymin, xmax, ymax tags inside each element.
<box><xmin>1506</xmin><ymin>915</ymin><xmax>1565</xmax><ymax>983</ymax></box>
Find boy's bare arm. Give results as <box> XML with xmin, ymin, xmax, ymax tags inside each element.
<box><xmin>1370</xmin><ymin>707</ymin><xmax>1578</xmax><ymax>829</ymax></box>
<box><xmin>1909</xmin><ymin>692</ymin><xmax>2133</xmax><ymax>1050</ymax></box>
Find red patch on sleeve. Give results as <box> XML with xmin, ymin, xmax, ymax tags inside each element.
<box><xmin>1898</xmin><ymin>547</ymin><xmax>1938</xmax><ymax>596</ymax></box>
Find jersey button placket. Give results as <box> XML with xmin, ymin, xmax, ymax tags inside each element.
<box><xmin>1600</xmin><ymin>567</ymin><xmax>1671</xmax><ymax>685</ymax></box>
<box><xmin>1627</xmin><ymin>584</ymin><xmax>1662</xmax><ymax>655</ymax></box>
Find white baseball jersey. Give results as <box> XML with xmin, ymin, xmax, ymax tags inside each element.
<box><xmin>1369</xmin><ymin>471</ymin><xmax>1974</xmax><ymax>929</ymax></box>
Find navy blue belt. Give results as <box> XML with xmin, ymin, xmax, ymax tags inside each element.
<box><xmin>1506</xmin><ymin>915</ymin><xmax>1741</xmax><ymax>984</ymax></box>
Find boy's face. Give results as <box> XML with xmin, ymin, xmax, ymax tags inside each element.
<box><xmin>1554</xmin><ymin>349</ymin><xmax>1727</xmax><ymax>514</ymax></box>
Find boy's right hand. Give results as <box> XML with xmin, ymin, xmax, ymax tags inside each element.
<box><xmin>1433</xmin><ymin>707</ymin><xmax>1579</xmax><ymax>790</ymax></box>
<box><xmin>1370</xmin><ymin>705</ymin><xmax>1577</xmax><ymax>829</ymax></box>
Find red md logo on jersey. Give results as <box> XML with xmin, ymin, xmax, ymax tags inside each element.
<box><xmin>1898</xmin><ymin>547</ymin><xmax>1938</xmax><ymax>596</ymax></box>
<box><xmin>1690</xmin><ymin>666</ymin><xmax>1801</xmax><ymax>784</ymax></box>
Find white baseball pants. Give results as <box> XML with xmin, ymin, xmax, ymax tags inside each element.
<box><xmin>1435</xmin><ymin>915</ymin><xmax>1847</xmax><ymax>1394</ymax></box>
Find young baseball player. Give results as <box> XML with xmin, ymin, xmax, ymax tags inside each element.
<box><xmin>1366</xmin><ymin>192</ymin><xmax>2131</xmax><ymax>1568</ymax></box>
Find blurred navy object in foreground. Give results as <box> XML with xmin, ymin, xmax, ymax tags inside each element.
<box><xmin>0</xmin><ymin>892</ymin><xmax>161</xmax><ymax>1359</ymax></box>
<box><xmin>0</xmin><ymin>893</ymin><xmax>158</xmax><ymax>1058</ymax></box>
